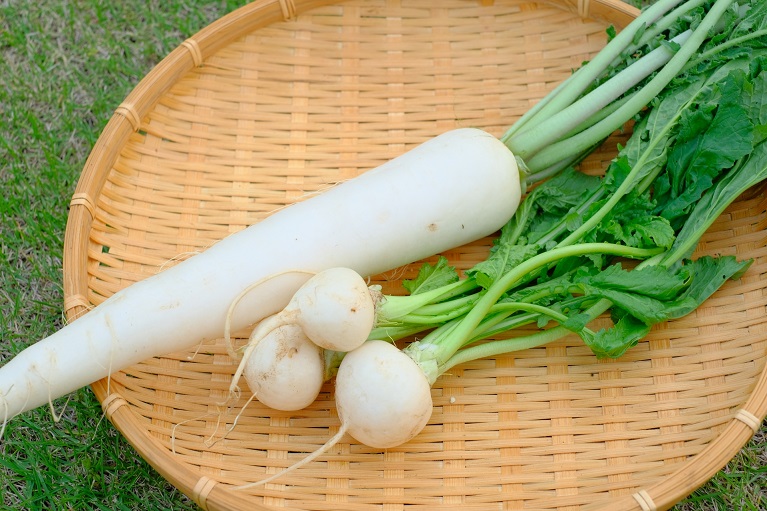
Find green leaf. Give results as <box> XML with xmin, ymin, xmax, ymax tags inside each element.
<box><xmin>659</xmin><ymin>69</ymin><xmax>756</xmax><ymax>226</ymax></box>
<box><xmin>402</xmin><ymin>256</ymin><xmax>459</xmax><ymax>295</ymax></box>
<box><xmin>563</xmin><ymin>312</ymin><xmax>591</xmax><ymax>333</ymax></box>
<box><xmin>584</xmin><ymin>311</ymin><xmax>651</xmax><ymax>359</ymax></box>
<box><xmin>579</xmin><ymin>256</ymin><xmax>751</xmax><ymax>328</ymax></box>
<box><xmin>533</xmin><ymin>167</ymin><xmax>601</xmax><ymax>213</ymax></box>
<box><xmin>506</xmin><ymin>167</ymin><xmax>602</xmax><ymax>246</ymax></box>
<box><xmin>579</xmin><ymin>263</ymin><xmax>690</xmax><ymax>301</ymax></box>
<box><xmin>663</xmin><ymin>255</ymin><xmax>753</xmax><ymax>319</ymax></box>
<box><xmin>580</xmin><ymin>284</ymin><xmax>694</xmax><ymax>325</ymax></box>
<box><xmin>467</xmin><ymin>243</ymin><xmax>539</xmax><ymax>290</ymax></box>
<box><xmin>603</xmin><ymin>213</ymin><xmax>676</xmax><ymax>249</ymax></box>
<box><xmin>664</xmin><ymin>67</ymin><xmax>767</xmax><ymax>264</ymax></box>
<box><xmin>666</xmin><ymin>140</ymin><xmax>767</xmax><ymax>263</ymax></box>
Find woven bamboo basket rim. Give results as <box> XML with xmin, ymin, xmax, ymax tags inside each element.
<box><xmin>62</xmin><ymin>0</ymin><xmax>767</xmax><ymax>510</ymax></box>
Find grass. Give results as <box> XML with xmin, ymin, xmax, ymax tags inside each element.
<box><xmin>0</xmin><ymin>2</ymin><xmax>242</xmax><ymax>509</ymax></box>
<box><xmin>0</xmin><ymin>0</ymin><xmax>764</xmax><ymax>510</ymax></box>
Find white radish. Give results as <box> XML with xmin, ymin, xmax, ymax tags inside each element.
<box><xmin>235</xmin><ymin>340</ymin><xmax>433</xmax><ymax>489</ymax></box>
<box><xmin>334</xmin><ymin>340</ymin><xmax>432</xmax><ymax>448</ymax></box>
<box><xmin>0</xmin><ymin>127</ymin><xmax>521</xmax><ymax>424</ymax></box>
<box><xmin>227</xmin><ymin>268</ymin><xmax>375</xmax><ymax>400</ymax></box>
<box><xmin>241</xmin><ymin>323</ymin><xmax>325</xmax><ymax>411</ymax></box>
<box><xmin>236</xmin><ymin>267</ymin><xmax>376</xmax><ymax>354</ymax></box>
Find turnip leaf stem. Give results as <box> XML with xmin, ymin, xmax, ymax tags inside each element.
<box><xmin>500</xmin><ymin>0</ymin><xmax>686</xmax><ymax>146</ymax></box>
<box><xmin>634</xmin><ymin>0</ymin><xmax>709</xmax><ymax>49</ymax></box>
<box><xmin>454</xmin><ymin>292</ymin><xmax>627</xmax><ymax>375</ymax></box>
<box><xmin>376</xmin><ymin>278</ymin><xmax>476</xmax><ymax>323</ymax></box>
<box><xmin>439</xmin><ymin>299</ymin><xmax>613</xmax><ymax>374</ymax></box>
<box><xmin>508</xmin><ymin>30</ymin><xmax>692</xmax><ymax>162</ymax></box>
<box><xmin>404</xmin><ymin>243</ymin><xmax>662</xmax><ymax>381</ymax></box>
<box><xmin>523</xmin><ymin>0</ymin><xmax>735</xmax><ymax>173</ymax></box>
<box><xmin>684</xmin><ymin>29</ymin><xmax>767</xmax><ymax>70</ymax></box>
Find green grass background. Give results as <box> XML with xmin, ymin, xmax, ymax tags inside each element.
<box><xmin>0</xmin><ymin>1</ymin><xmax>764</xmax><ymax>509</ymax></box>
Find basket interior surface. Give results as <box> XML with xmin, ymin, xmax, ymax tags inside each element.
<box><xmin>64</xmin><ymin>0</ymin><xmax>767</xmax><ymax>510</ymax></box>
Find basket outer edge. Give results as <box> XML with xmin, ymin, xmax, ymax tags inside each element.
<box><xmin>599</xmin><ymin>369</ymin><xmax>767</xmax><ymax>511</ymax></box>
<box><xmin>90</xmin><ymin>380</ymin><xmax>255</xmax><ymax>511</ymax></box>
<box><xmin>62</xmin><ymin>0</ymin><xmax>336</xmax><ymax>322</ymax></box>
<box><xmin>540</xmin><ymin>0</ymin><xmax>639</xmax><ymax>25</ymax></box>
<box><xmin>61</xmin><ymin>1</ymin><xmax>767</xmax><ymax>510</ymax></box>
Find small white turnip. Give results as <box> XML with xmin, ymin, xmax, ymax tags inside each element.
<box><xmin>242</xmin><ymin>323</ymin><xmax>325</xmax><ymax>411</ymax></box>
<box><xmin>225</xmin><ymin>267</ymin><xmax>377</xmax><ymax>400</ymax></box>
<box><xmin>249</xmin><ymin>267</ymin><xmax>377</xmax><ymax>353</ymax></box>
<box><xmin>234</xmin><ymin>339</ymin><xmax>434</xmax><ymax>489</ymax></box>
<box><xmin>334</xmin><ymin>340</ymin><xmax>433</xmax><ymax>449</ymax></box>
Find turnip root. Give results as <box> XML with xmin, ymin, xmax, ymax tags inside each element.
<box><xmin>334</xmin><ymin>340</ymin><xmax>432</xmax><ymax>448</ymax></box>
<box><xmin>0</xmin><ymin>128</ymin><xmax>521</xmax><ymax>425</ymax></box>
<box><xmin>227</xmin><ymin>267</ymin><xmax>376</xmax><ymax>401</ymax></box>
<box><xmin>232</xmin><ymin>267</ymin><xmax>376</xmax><ymax>356</ymax></box>
<box><xmin>241</xmin><ymin>323</ymin><xmax>325</xmax><ymax>411</ymax></box>
<box><xmin>279</xmin><ymin>267</ymin><xmax>377</xmax><ymax>352</ymax></box>
<box><xmin>234</xmin><ymin>339</ymin><xmax>433</xmax><ymax>489</ymax></box>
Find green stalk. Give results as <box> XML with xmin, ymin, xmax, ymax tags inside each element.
<box><xmin>368</xmin><ymin>324</ymin><xmax>432</xmax><ymax>342</ymax></box>
<box><xmin>683</xmin><ymin>29</ymin><xmax>767</xmax><ymax>70</ymax></box>
<box><xmin>507</xmin><ymin>30</ymin><xmax>691</xmax><ymax>162</ymax></box>
<box><xmin>440</xmin><ymin>326</ymin><xmax>575</xmax><ymax>374</ymax></box>
<box><xmin>464</xmin><ymin>311</ymin><xmax>539</xmax><ymax>343</ymax></box>
<box><xmin>408</xmin><ymin>293</ymin><xmax>478</xmax><ymax>317</ymax></box>
<box><xmin>376</xmin><ymin>278</ymin><xmax>477</xmax><ymax>323</ymax></box>
<box><xmin>523</xmin><ymin>92</ymin><xmax>635</xmax><ymax>182</ymax></box>
<box><xmin>500</xmin><ymin>0</ymin><xmax>687</xmax><ymax>145</ymax></box>
<box><xmin>501</xmin><ymin>67</ymin><xmax>587</xmax><ymax>141</ymax></box>
<box><xmin>404</xmin><ymin>243</ymin><xmax>662</xmax><ymax>383</ymax></box>
<box><xmin>525</xmin><ymin>0</ymin><xmax>736</xmax><ymax>172</ymax></box>
<box><xmin>440</xmin><ymin>298</ymin><xmax>612</xmax><ymax>374</ymax></box>
<box><xmin>634</xmin><ymin>0</ymin><xmax>709</xmax><ymax>48</ymax></box>
<box><xmin>392</xmin><ymin>303</ymin><xmax>477</xmax><ymax>325</ymax></box>
<box><xmin>473</xmin><ymin>295</ymin><xmax>597</xmax><ymax>341</ymax></box>
<box><xmin>524</xmin><ymin>153</ymin><xmax>585</xmax><ymax>184</ymax></box>
<box><xmin>486</xmin><ymin>302</ymin><xmax>575</xmax><ymax>327</ymax></box>
<box><xmin>501</xmin><ymin>0</ymin><xmax>704</xmax><ymax>166</ymax></box>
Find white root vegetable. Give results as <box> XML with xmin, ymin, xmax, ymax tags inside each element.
<box><xmin>235</xmin><ymin>340</ymin><xmax>433</xmax><ymax>489</ymax></box>
<box><xmin>0</xmin><ymin>127</ymin><xmax>521</xmax><ymax>424</ymax></box>
<box><xmin>227</xmin><ymin>267</ymin><xmax>375</xmax><ymax>400</ymax></box>
<box><xmin>241</xmin><ymin>323</ymin><xmax>325</xmax><ymax>411</ymax></box>
<box><xmin>282</xmin><ymin>267</ymin><xmax>376</xmax><ymax>352</ymax></box>
<box><xmin>237</xmin><ymin>267</ymin><xmax>376</xmax><ymax>355</ymax></box>
<box><xmin>334</xmin><ymin>340</ymin><xmax>432</xmax><ymax>448</ymax></box>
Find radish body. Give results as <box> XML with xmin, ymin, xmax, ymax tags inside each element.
<box><xmin>235</xmin><ymin>267</ymin><xmax>376</xmax><ymax>355</ymax></box>
<box><xmin>236</xmin><ymin>339</ymin><xmax>434</xmax><ymax>488</ymax></box>
<box><xmin>285</xmin><ymin>267</ymin><xmax>376</xmax><ymax>352</ymax></box>
<box><xmin>0</xmin><ymin>127</ymin><xmax>520</xmax><ymax>421</ymax></box>
<box><xmin>334</xmin><ymin>340</ymin><xmax>433</xmax><ymax>448</ymax></box>
<box><xmin>242</xmin><ymin>324</ymin><xmax>324</xmax><ymax>411</ymax></box>
<box><xmin>227</xmin><ymin>268</ymin><xmax>375</xmax><ymax>399</ymax></box>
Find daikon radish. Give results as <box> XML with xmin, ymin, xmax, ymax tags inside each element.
<box><xmin>0</xmin><ymin>128</ymin><xmax>521</xmax><ymax>424</ymax></box>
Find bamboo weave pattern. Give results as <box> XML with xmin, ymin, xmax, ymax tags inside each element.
<box><xmin>63</xmin><ymin>1</ymin><xmax>767</xmax><ymax>510</ymax></box>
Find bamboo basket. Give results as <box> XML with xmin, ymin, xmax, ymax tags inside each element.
<box><xmin>62</xmin><ymin>0</ymin><xmax>767</xmax><ymax>510</ymax></box>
